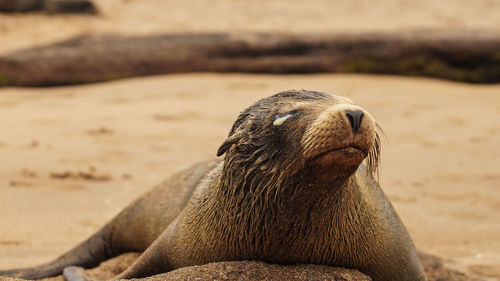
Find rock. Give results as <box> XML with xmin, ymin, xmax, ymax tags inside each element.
<box><xmin>0</xmin><ymin>0</ymin><xmax>43</xmax><ymax>12</ymax></box>
<box><xmin>132</xmin><ymin>261</ymin><xmax>371</xmax><ymax>281</ymax></box>
<box><xmin>44</xmin><ymin>0</ymin><xmax>97</xmax><ymax>14</ymax></box>
<box><xmin>0</xmin><ymin>251</ymin><xmax>486</xmax><ymax>281</ymax></box>
<box><xmin>78</xmin><ymin>255</ymin><xmax>370</xmax><ymax>281</ymax></box>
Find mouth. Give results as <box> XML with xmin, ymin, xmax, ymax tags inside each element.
<box><xmin>308</xmin><ymin>146</ymin><xmax>367</xmax><ymax>163</ymax></box>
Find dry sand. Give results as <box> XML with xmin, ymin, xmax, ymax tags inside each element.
<box><xmin>0</xmin><ymin>74</ymin><xmax>499</xmax><ymax>280</ymax></box>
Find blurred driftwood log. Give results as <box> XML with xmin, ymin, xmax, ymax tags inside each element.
<box><xmin>0</xmin><ymin>31</ymin><xmax>499</xmax><ymax>87</ymax></box>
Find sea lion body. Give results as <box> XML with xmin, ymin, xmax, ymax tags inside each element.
<box><xmin>0</xmin><ymin>90</ymin><xmax>426</xmax><ymax>281</ymax></box>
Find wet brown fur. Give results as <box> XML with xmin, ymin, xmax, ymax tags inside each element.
<box><xmin>0</xmin><ymin>90</ymin><xmax>425</xmax><ymax>281</ymax></box>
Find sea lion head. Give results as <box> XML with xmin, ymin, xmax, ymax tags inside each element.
<box><xmin>217</xmin><ymin>90</ymin><xmax>380</xmax><ymax>194</ymax></box>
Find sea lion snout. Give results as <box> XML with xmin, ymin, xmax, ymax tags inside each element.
<box><xmin>301</xmin><ymin>104</ymin><xmax>375</xmax><ymax>155</ymax></box>
<box><xmin>300</xmin><ymin>103</ymin><xmax>378</xmax><ymax>172</ymax></box>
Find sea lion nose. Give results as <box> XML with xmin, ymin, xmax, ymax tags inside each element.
<box><xmin>345</xmin><ymin>109</ymin><xmax>364</xmax><ymax>133</ymax></box>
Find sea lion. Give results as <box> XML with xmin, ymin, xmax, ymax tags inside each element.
<box><xmin>0</xmin><ymin>90</ymin><xmax>427</xmax><ymax>281</ymax></box>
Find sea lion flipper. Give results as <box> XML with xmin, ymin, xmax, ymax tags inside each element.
<box><xmin>113</xmin><ymin>217</ymin><xmax>179</xmax><ymax>280</ymax></box>
<box><xmin>112</xmin><ymin>248</ymin><xmax>162</xmax><ymax>280</ymax></box>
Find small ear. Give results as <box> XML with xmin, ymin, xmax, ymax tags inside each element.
<box><xmin>218</xmin><ymin>112</ymin><xmax>250</xmax><ymax>157</ymax></box>
<box><xmin>216</xmin><ymin>133</ymin><xmax>241</xmax><ymax>157</ymax></box>
<box><xmin>217</xmin><ymin>140</ymin><xmax>231</xmax><ymax>157</ymax></box>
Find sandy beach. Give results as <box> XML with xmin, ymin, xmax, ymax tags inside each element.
<box><xmin>0</xmin><ymin>1</ymin><xmax>499</xmax><ymax>280</ymax></box>
<box><xmin>0</xmin><ymin>74</ymin><xmax>499</xmax><ymax>280</ymax></box>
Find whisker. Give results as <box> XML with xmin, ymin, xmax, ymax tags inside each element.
<box><xmin>375</xmin><ymin>122</ymin><xmax>388</xmax><ymax>143</ymax></box>
<box><xmin>367</xmin><ymin>130</ymin><xmax>381</xmax><ymax>182</ymax></box>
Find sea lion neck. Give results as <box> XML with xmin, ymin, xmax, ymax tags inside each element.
<box><xmin>215</xmin><ymin>154</ymin><xmax>356</xmax><ymax>206</ymax></box>
<box><xmin>193</xmin><ymin>165</ymin><xmax>376</xmax><ymax>264</ymax></box>
<box><xmin>213</xmin><ymin>158</ymin><xmax>359</xmax><ymax>214</ymax></box>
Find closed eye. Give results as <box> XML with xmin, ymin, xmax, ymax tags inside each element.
<box><xmin>273</xmin><ymin>114</ymin><xmax>293</xmax><ymax>126</ymax></box>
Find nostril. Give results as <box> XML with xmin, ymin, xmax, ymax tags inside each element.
<box><xmin>345</xmin><ymin>110</ymin><xmax>364</xmax><ymax>133</ymax></box>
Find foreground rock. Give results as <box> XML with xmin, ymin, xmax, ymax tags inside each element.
<box><xmin>1</xmin><ymin>251</ymin><xmax>484</xmax><ymax>281</ymax></box>
<box><xmin>86</xmin><ymin>252</ymin><xmax>485</xmax><ymax>281</ymax></box>
<box><xmin>0</xmin><ymin>0</ymin><xmax>97</xmax><ymax>13</ymax></box>
<box><xmin>130</xmin><ymin>262</ymin><xmax>370</xmax><ymax>281</ymax></box>
<box><xmin>5</xmin><ymin>253</ymin><xmax>371</xmax><ymax>281</ymax></box>
<box><xmin>0</xmin><ymin>30</ymin><xmax>499</xmax><ymax>87</ymax></box>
